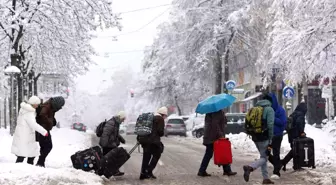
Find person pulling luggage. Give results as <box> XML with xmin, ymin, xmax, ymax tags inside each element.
<box><xmin>99</xmin><ymin>111</ymin><xmax>126</xmax><ymax>176</ymax></box>
<box><xmin>197</xmin><ymin>109</ymin><xmax>237</xmax><ymax>177</ymax></box>
<box><xmin>282</xmin><ymin>102</ymin><xmax>307</xmax><ymax>171</ymax></box>
<box><xmin>136</xmin><ymin>107</ymin><xmax>167</xmax><ymax>180</ymax></box>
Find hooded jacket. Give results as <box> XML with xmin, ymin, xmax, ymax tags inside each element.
<box><xmin>288</xmin><ymin>103</ymin><xmax>307</xmax><ymax>144</ymax></box>
<box><xmin>270</xmin><ymin>93</ymin><xmax>287</xmax><ymax>136</ymax></box>
<box><xmin>11</xmin><ymin>102</ymin><xmax>48</xmax><ymax>157</ymax></box>
<box><xmin>255</xmin><ymin>99</ymin><xmax>275</xmax><ymax>141</ymax></box>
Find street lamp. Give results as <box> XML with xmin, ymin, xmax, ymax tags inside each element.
<box><xmin>4</xmin><ymin>65</ymin><xmax>21</xmax><ymax>135</ymax></box>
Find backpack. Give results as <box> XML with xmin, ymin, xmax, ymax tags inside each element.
<box><xmin>95</xmin><ymin>119</ymin><xmax>107</xmax><ymax>137</ymax></box>
<box><xmin>245</xmin><ymin>106</ymin><xmax>268</xmax><ymax>139</ymax></box>
<box><xmin>135</xmin><ymin>113</ymin><xmax>154</xmax><ymax>136</ymax></box>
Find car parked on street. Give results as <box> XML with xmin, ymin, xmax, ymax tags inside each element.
<box><xmin>71</xmin><ymin>123</ymin><xmax>87</xmax><ymax>132</ymax></box>
<box><xmin>164</xmin><ymin>117</ymin><xmax>187</xmax><ymax>137</ymax></box>
<box><xmin>191</xmin><ymin>113</ymin><xmax>246</xmax><ymax>138</ymax></box>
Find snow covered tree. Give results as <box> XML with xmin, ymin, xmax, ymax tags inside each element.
<box><xmin>258</xmin><ymin>0</ymin><xmax>336</xmax><ymax>84</ymax></box>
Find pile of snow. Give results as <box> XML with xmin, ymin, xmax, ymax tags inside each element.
<box><xmin>0</xmin><ymin>128</ymin><xmax>103</xmax><ymax>185</ymax></box>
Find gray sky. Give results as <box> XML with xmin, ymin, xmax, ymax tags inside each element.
<box><xmin>75</xmin><ymin>0</ymin><xmax>172</xmax><ymax>93</ymax></box>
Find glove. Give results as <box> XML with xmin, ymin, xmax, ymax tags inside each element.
<box><xmin>44</xmin><ymin>132</ymin><xmax>49</xmax><ymax>137</ymax></box>
<box><xmin>300</xmin><ymin>132</ymin><xmax>306</xmax><ymax>137</ymax></box>
<box><xmin>267</xmin><ymin>144</ymin><xmax>272</xmax><ymax>151</ymax></box>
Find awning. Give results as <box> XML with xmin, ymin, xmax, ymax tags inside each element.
<box><xmin>241</xmin><ymin>92</ymin><xmax>263</xmax><ymax>102</ymax></box>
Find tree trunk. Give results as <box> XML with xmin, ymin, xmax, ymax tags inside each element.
<box><xmin>214</xmin><ymin>49</ymin><xmax>222</xmax><ymax>94</ymax></box>
<box><xmin>23</xmin><ymin>77</ymin><xmax>28</xmax><ymax>100</ymax></box>
<box><xmin>223</xmin><ymin>31</ymin><xmax>235</xmax><ymax>93</ymax></box>
<box><xmin>4</xmin><ymin>96</ymin><xmax>7</xmax><ymax>129</ymax></box>
<box><xmin>17</xmin><ymin>74</ymin><xmax>23</xmax><ymax>109</ymax></box>
<box><xmin>33</xmin><ymin>73</ymin><xmax>41</xmax><ymax>96</ymax></box>
<box><xmin>174</xmin><ymin>96</ymin><xmax>182</xmax><ymax>115</ymax></box>
<box><xmin>28</xmin><ymin>71</ymin><xmax>33</xmax><ymax>97</ymax></box>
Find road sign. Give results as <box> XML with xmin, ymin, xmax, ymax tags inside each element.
<box><xmin>322</xmin><ymin>85</ymin><xmax>332</xmax><ymax>98</ymax></box>
<box><xmin>283</xmin><ymin>86</ymin><xmax>295</xmax><ymax>99</ymax></box>
<box><xmin>225</xmin><ymin>80</ymin><xmax>236</xmax><ymax>91</ymax></box>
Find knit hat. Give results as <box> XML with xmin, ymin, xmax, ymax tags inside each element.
<box><xmin>28</xmin><ymin>96</ymin><xmax>41</xmax><ymax>105</ymax></box>
<box><xmin>262</xmin><ymin>94</ymin><xmax>273</xmax><ymax>104</ymax></box>
<box><xmin>50</xmin><ymin>96</ymin><xmax>65</xmax><ymax>112</ymax></box>
<box><xmin>157</xmin><ymin>106</ymin><xmax>168</xmax><ymax>116</ymax></box>
<box><xmin>118</xmin><ymin>111</ymin><xmax>126</xmax><ymax>119</ymax></box>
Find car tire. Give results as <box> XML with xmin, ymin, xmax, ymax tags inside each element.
<box><xmin>196</xmin><ymin>130</ymin><xmax>203</xmax><ymax>138</ymax></box>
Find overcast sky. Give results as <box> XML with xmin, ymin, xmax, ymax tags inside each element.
<box><xmin>75</xmin><ymin>0</ymin><xmax>172</xmax><ymax>93</ymax></box>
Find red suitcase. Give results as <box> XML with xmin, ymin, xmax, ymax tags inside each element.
<box><xmin>214</xmin><ymin>138</ymin><xmax>232</xmax><ymax>166</ymax></box>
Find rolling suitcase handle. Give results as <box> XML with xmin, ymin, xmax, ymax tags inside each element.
<box><xmin>128</xmin><ymin>142</ymin><xmax>140</xmax><ymax>155</ymax></box>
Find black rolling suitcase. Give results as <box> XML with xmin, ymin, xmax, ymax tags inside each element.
<box><xmin>71</xmin><ymin>146</ymin><xmax>103</xmax><ymax>172</ymax></box>
<box><xmin>97</xmin><ymin>143</ymin><xmax>139</xmax><ymax>178</ymax></box>
<box><xmin>293</xmin><ymin>137</ymin><xmax>316</xmax><ymax>170</ymax></box>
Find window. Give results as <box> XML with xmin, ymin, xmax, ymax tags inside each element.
<box><xmin>167</xmin><ymin>119</ymin><xmax>184</xmax><ymax>124</ymax></box>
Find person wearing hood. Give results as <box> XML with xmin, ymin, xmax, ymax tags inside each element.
<box><xmin>243</xmin><ymin>94</ymin><xmax>275</xmax><ymax>184</ymax></box>
<box><xmin>35</xmin><ymin>96</ymin><xmax>65</xmax><ymax>167</ymax></box>
<box><xmin>99</xmin><ymin>111</ymin><xmax>126</xmax><ymax>176</ymax></box>
<box><xmin>11</xmin><ymin>96</ymin><xmax>48</xmax><ymax>165</ymax></box>
<box><xmin>282</xmin><ymin>102</ymin><xmax>307</xmax><ymax>171</ymax></box>
<box><xmin>268</xmin><ymin>93</ymin><xmax>287</xmax><ymax>179</ymax></box>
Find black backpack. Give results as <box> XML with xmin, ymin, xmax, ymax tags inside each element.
<box><xmin>95</xmin><ymin>119</ymin><xmax>107</xmax><ymax>137</ymax></box>
<box><xmin>135</xmin><ymin>113</ymin><xmax>154</xmax><ymax>136</ymax></box>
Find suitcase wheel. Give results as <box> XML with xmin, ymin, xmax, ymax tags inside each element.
<box><xmin>312</xmin><ymin>166</ymin><xmax>316</xmax><ymax>169</ymax></box>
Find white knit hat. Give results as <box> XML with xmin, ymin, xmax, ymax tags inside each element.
<box><xmin>118</xmin><ymin>111</ymin><xmax>126</xmax><ymax>119</ymax></box>
<box><xmin>28</xmin><ymin>96</ymin><xmax>41</xmax><ymax>105</ymax></box>
<box><xmin>157</xmin><ymin>106</ymin><xmax>168</xmax><ymax>116</ymax></box>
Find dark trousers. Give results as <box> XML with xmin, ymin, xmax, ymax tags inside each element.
<box><xmin>141</xmin><ymin>143</ymin><xmax>162</xmax><ymax>174</ymax></box>
<box><xmin>37</xmin><ymin>131</ymin><xmax>52</xmax><ymax>166</ymax></box>
<box><xmin>199</xmin><ymin>144</ymin><xmax>232</xmax><ymax>173</ymax></box>
<box><xmin>268</xmin><ymin>135</ymin><xmax>283</xmax><ymax>175</ymax></box>
<box><xmin>16</xmin><ymin>156</ymin><xmax>35</xmax><ymax>165</ymax></box>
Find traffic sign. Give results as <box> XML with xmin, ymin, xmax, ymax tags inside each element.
<box><xmin>225</xmin><ymin>80</ymin><xmax>236</xmax><ymax>91</ymax></box>
<box><xmin>283</xmin><ymin>86</ymin><xmax>295</xmax><ymax>99</ymax></box>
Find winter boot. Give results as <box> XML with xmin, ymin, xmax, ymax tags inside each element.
<box><xmin>223</xmin><ymin>171</ymin><xmax>237</xmax><ymax>176</ymax></box>
<box><xmin>139</xmin><ymin>171</ymin><xmax>150</xmax><ymax>180</ymax></box>
<box><xmin>197</xmin><ymin>171</ymin><xmax>211</xmax><ymax>177</ymax></box>
<box><xmin>262</xmin><ymin>179</ymin><xmax>275</xmax><ymax>184</ymax></box>
<box><xmin>243</xmin><ymin>165</ymin><xmax>254</xmax><ymax>182</ymax></box>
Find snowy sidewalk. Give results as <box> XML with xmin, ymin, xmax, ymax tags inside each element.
<box><xmin>0</xmin><ymin>128</ymin><xmax>103</xmax><ymax>185</ymax></box>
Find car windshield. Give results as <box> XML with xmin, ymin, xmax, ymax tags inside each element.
<box><xmin>167</xmin><ymin>119</ymin><xmax>184</xmax><ymax>124</ymax></box>
<box><xmin>226</xmin><ymin>114</ymin><xmax>245</xmax><ymax>122</ymax></box>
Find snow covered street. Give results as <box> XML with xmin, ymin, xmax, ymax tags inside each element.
<box><xmin>0</xmin><ymin>125</ymin><xmax>335</xmax><ymax>185</ymax></box>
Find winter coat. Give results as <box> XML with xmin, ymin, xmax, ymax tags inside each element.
<box><xmin>269</xmin><ymin>93</ymin><xmax>287</xmax><ymax>136</ymax></box>
<box><xmin>137</xmin><ymin>113</ymin><xmax>165</xmax><ymax>146</ymax></box>
<box><xmin>36</xmin><ymin>100</ymin><xmax>56</xmax><ymax>131</ymax></box>
<box><xmin>203</xmin><ymin>110</ymin><xmax>227</xmax><ymax>145</ymax></box>
<box><xmin>288</xmin><ymin>103</ymin><xmax>307</xmax><ymax>144</ymax></box>
<box><xmin>99</xmin><ymin>117</ymin><xmax>125</xmax><ymax>149</ymax></box>
<box><xmin>11</xmin><ymin>102</ymin><xmax>48</xmax><ymax>157</ymax></box>
<box><xmin>255</xmin><ymin>99</ymin><xmax>275</xmax><ymax>141</ymax></box>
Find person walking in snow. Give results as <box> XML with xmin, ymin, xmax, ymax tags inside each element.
<box><xmin>11</xmin><ymin>96</ymin><xmax>48</xmax><ymax>165</ymax></box>
<box><xmin>243</xmin><ymin>94</ymin><xmax>275</xmax><ymax>184</ymax></box>
<box><xmin>99</xmin><ymin>111</ymin><xmax>126</xmax><ymax>176</ymax></box>
<box><xmin>267</xmin><ymin>93</ymin><xmax>287</xmax><ymax>179</ymax></box>
<box><xmin>197</xmin><ymin>110</ymin><xmax>237</xmax><ymax>177</ymax></box>
<box><xmin>35</xmin><ymin>96</ymin><xmax>65</xmax><ymax>167</ymax></box>
<box><xmin>138</xmin><ymin>107</ymin><xmax>167</xmax><ymax>180</ymax></box>
<box><xmin>281</xmin><ymin>102</ymin><xmax>307</xmax><ymax>171</ymax></box>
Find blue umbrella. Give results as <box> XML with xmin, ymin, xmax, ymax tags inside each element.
<box><xmin>196</xmin><ymin>94</ymin><xmax>236</xmax><ymax>114</ymax></box>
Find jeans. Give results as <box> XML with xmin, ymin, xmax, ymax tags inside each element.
<box><xmin>37</xmin><ymin>131</ymin><xmax>52</xmax><ymax>167</ymax></box>
<box><xmin>199</xmin><ymin>144</ymin><xmax>232</xmax><ymax>173</ymax></box>
<box><xmin>268</xmin><ymin>135</ymin><xmax>283</xmax><ymax>175</ymax></box>
<box><xmin>16</xmin><ymin>156</ymin><xmax>35</xmax><ymax>165</ymax></box>
<box><xmin>250</xmin><ymin>141</ymin><xmax>269</xmax><ymax>179</ymax></box>
<box><xmin>141</xmin><ymin>143</ymin><xmax>162</xmax><ymax>174</ymax></box>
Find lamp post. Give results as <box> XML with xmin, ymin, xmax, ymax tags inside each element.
<box><xmin>4</xmin><ymin>65</ymin><xmax>21</xmax><ymax>135</ymax></box>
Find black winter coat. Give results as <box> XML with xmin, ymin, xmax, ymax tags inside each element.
<box><xmin>137</xmin><ymin>113</ymin><xmax>165</xmax><ymax>146</ymax></box>
<box><xmin>99</xmin><ymin>117</ymin><xmax>125</xmax><ymax>149</ymax></box>
<box><xmin>288</xmin><ymin>103</ymin><xmax>307</xmax><ymax>144</ymax></box>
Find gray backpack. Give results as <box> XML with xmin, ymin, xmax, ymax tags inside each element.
<box><xmin>135</xmin><ymin>113</ymin><xmax>154</xmax><ymax>136</ymax></box>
